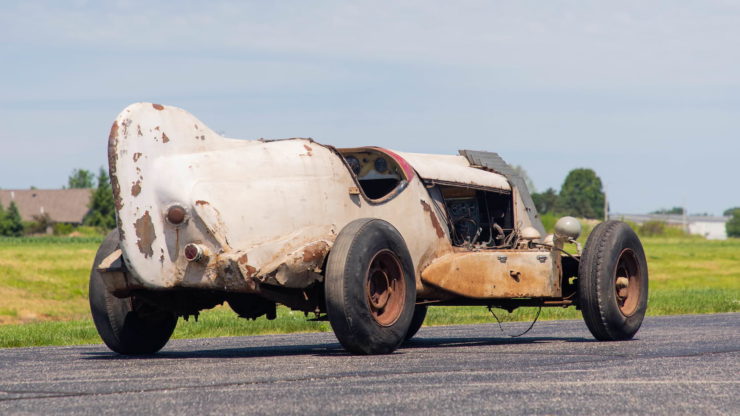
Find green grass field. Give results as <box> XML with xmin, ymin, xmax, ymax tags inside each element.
<box><xmin>0</xmin><ymin>236</ymin><xmax>738</xmax><ymax>348</ymax></box>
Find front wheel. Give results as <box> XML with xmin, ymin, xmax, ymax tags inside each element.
<box><xmin>578</xmin><ymin>221</ymin><xmax>648</xmax><ymax>341</ymax></box>
<box><xmin>325</xmin><ymin>219</ymin><xmax>416</xmax><ymax>354</ymax></box>
<box><xmin>89</xmin><ymin>230</ymin><xmax>177</xmax><ymax>354</ymax></box>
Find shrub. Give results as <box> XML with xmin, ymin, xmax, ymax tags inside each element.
<box><xmin>53</xmin><ymin>223</ymin><xmax>75</xmax><ymax>236</ymax></box>
<box><xmin>639</xmin><ymin>221</ymin><xmax>666</xmax><ymax>237</ymax></box>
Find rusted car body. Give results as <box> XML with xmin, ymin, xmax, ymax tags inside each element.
<box><xmin>91</xmin><ymin>103</ymin><xmax>648</xmax><ymax>355</ymax></box>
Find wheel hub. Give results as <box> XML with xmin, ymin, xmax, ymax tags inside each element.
<box><xmin>365</xmin><ymin>249</ymin><xmax>405</xmax><ymax>326</ymax></box>
<box><xmin>614</xmin><ymin>249</ymin><xmax>642</xmax><ymax>316</ymax></box>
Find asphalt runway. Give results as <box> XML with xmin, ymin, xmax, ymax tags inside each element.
<box><xmin>0</xmin><ymin>313</ymin><xmax>738</xmax><ymax>415</ymax></box>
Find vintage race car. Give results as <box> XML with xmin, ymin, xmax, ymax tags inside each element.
<box><xmin>90</xmin><ymin>103</ymin><xmax>649</xmax><ymax>355</ymax></box>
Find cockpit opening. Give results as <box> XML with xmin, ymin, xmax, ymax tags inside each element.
<box><xmin>339</xmin><ymin>148</ymin><xmax>408</xmax><ymax>200</ymax></box>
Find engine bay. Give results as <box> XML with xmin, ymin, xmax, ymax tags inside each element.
<box><xmin>439</xmin><ymin>186</ymin><xmax>515</xmax><ymax>248</ymax></box>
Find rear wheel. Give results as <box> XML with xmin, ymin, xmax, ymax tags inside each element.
<box><xmin>578</xmin><ymin>221</ymin><xmax>648</xmax><ymax>341</ymax></box>
<box><xmin>89</xmin><ymin>230</ymin><xmax>177</xmax><ymax>354</ymax></box>
<box><xmin>325</xmin><ymin>219</ymin><xmax>416</xmax><ymax>354</ymax></box>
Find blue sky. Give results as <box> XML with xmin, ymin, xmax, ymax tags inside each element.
<box><xmin>1</xmin><ymin>0</ymin><xmax>738</xmax><ymax>215</ymax></box>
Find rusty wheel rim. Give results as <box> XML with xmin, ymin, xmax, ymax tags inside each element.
<box><xmin>614</xmin><ymin>248</ymin><xmax>642</xmax><ymax>316</ymax></box>
<box><xmin>365</xmin><ymin>249</ymin><xmax>405</xmax><ymax>326</ymax></box>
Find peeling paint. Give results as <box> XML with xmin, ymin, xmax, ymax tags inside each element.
<box><xmin>162</xmin><ymin>132</ymin><xmax>170</xmax><ymax>143</ymax></box>
<box><xmin>245</xmin><ymin>264</ymin><xmax>257</xmax><ymax>277</ymax></box>
<box><xmin>137</xmin><ymin>125</ymin><xmax>143</xmax><ymax>136</ymax></box>
<box><xmin>108</xmin><ymin>120</ymin><xmax>124</xmax><ymax>211</ymax></box>
<box><xmin>301</xmin><ymin>144</ymin><xmax>314</xmax><ymax>156</ymax></box>
<box><xmin>420</xmin><ymin>200</ymin><xmax>445</xmax><ymax>238</ymax></box>
<box><xmin>302</xmin><ymin>241</ymin><xmax>329</xmax><ymax>263</ymax></box>
<box><xmin>131</xmin><ymin>180</ymin><xmax>142</xmax><ymax>196</ymax></box>
<box><xmin>121</xmin><ymin>119</ymin><xmax>132</xmax><ymax>136</ymax></box>
<box><xmin>134</xmin><ymin>211</ymin><xmax>156</xmax><ymax>258</ymax></box>
<box><xmin>133</xmin><ymin>152</ymin><xmax>142</xmax><ymax>162</ymax></box>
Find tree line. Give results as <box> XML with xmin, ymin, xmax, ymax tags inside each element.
<box><xmin>519</xmin><ymin>166</ymin><xmax>740</xmax><ymax>238</ymax></box>
<box><xmin>524</xmin><ymin>167</ymin><xmax>607</xmax><ymax>220</ymax></box>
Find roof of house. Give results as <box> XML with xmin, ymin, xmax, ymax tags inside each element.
<box><xmin>0</xmin><ymin>189</ymin><xmax>92</xmax><ymax>223</ymax></box>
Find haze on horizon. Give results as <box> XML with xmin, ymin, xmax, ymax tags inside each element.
<box><xmin>1</xmin><ymin>1</ymin><xmax>738</xmax><ymax>215</ymax></box>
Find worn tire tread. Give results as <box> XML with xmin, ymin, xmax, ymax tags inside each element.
<box><xmin>325</xmin><ymin>218</ymin><xmax>415</xmax><ymax>354</ymax></box>
<box><xmin>578</xmin><ymin>220</ymin><xmax>648</xmax><ymax>341</ymax></box>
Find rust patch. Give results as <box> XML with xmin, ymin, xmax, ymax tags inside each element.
<box><xmin>162</xmin><ymin>132</ymin><xmax>170</xmax><ymax>143</ymax></box>
<box><xmin>109</xmin><ymin>120</ymin><xmax>119</xmax><ymax>140</ymax></box>
<box><xmin>152</xmin><ymin>103</ymin><xmax>164</xmax><ymax>111</ymax></box>
<box><xmin>131</xmin><ymin>180</ymin><xmax>141</xmax><ymax>197</ymax></box>
<box><xmin>137</xmin><ymin>125</ymin><xmax>143</xmax><ymax>136</ymax></box>
<box><xmin>195</xmin><ymin>200</ymin><xmax>209</xmax><ymax>206</ymax></box>
<box><xmin>134</xmin><ymin>211</ymin><xmax>156</xmax><ymax>258</ymax></box>
<box><xmin>155</xmin><ymin>126</ymin><xmax>160</xmax><ymax>131</ymax></box>
<box><xmin>108</xmin><ymin>121</ymin><xmax>123</xmax><ymax>211</ymax></box>
<box><xmin>238</xmin><ymin>254</ymin><xmax>249</xmax><ymax>265</ymax></box>
<box><xmin>421</xmin><ymin>251</ymin><xmax>557</xmax><ymax>298</ymax></box>
<box><xmin>245</xmin><ymin>265</ymin><xmax>257</xmax><ymax>277</ymax></box>
<box><xmin>133</xmin><ymin>152</ymin><xmax>142</xmax><ymax>162</ymax></box>
<box><xmin>302</xmin><ymin>241</ymin><xmax>330</xmax><ymax>263</ymax></box>
<box><xmin>302</xmin><ymin>144</ymin><xmax>314</xmax><ymax>156</ymax></box>
<box><xmin>121</xmin><ymin>119</ymin><xmax>131</xmax><ymax>136</ymax></box>
<box><xmin>420</xmin><ymin>200</ymin><xmax>445</xmax><ymax>238</ymax></box>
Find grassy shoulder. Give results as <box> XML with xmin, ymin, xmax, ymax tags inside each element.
<box><xmin>0</xmin><ymin>237</ymin><xmax>102</xmax><ymax>324</ymax></box>
<box><xmin>0</xmin><ymin>236</ymin><xmax>738</xmax><ymax>348</ymax></box>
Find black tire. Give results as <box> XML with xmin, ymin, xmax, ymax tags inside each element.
<box><xmin>404</xmin><ymin>305</ymin><xmax>428</xmax><ymax>341</ymax></box>
<box><xmin>89</xmin><ymin>230</ymin><xmax>177</xmax><ymax>354</ymax></box>
<box><xmin>578</xmin><ymin>221</ymin><xmax>648</xmax><ymax>341</ymax></box>
<box><xmin>325</xmin><ymin>219</ymin><xmax>416</xmax><ymax>354</ymax></box>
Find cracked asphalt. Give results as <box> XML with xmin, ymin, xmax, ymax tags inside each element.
<box><xmin>0</xmin><ymin>313</ymin><xmax>738</xmax><ymax>415</ymax></box>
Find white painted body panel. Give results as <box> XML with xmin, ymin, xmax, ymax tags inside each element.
<box><xmin>392</xmin><ymin>151</ymin><xmax>511</xmax><ymax>191</ymax></box>
<box><xmin>109</xmin><ymin>103</ymin><xmax>451</xmax><ymax>292</ymax></box>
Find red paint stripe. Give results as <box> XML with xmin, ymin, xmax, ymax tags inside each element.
<box><xmin>373</xmin><ymin>147</ymin><xmax>416</xmax><ymax>181</ymax></box>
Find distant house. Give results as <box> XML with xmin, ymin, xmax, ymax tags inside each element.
<box><xmin>0</xmin><ymin>189</ymin><xmax>93</xmax><ymax>225</ymax></box>
<box><xmin>610</xmin><ymin>213</ymin><xmax>731</xmax><ymax>240</ymax></box>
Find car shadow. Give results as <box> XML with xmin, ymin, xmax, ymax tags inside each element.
<box><xmin>81</xmin><ymin>334</ymin><xmax>593</xmax><ymax>360</ymax></box>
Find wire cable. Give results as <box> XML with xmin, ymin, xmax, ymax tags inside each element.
<box><xmin>488</xmin><ymin>306</ymin><xmax>542</xmax><ymax>338</ymax></box>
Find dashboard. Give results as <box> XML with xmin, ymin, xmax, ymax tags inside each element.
<box><xmin>339</xmin><ymin>149</ymin><xmax>406</xmax><ymax>200</ymax></box>
<box><xmin>340</xmin><ymin>150</ymin><xmax>403</xmax><ymax>182</ymax></box>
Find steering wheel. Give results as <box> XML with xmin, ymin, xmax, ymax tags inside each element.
<box><xmin>453</xmin><ymin>217</ymin><xmax>481</xmax><ymax>246</ymax></box>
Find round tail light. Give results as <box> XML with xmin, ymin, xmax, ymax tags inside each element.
<box><xmin>166</xmin><ymin>205</ymin><xmax>187</xmax><ymax>225</ymax></box>
<box><xmin>184</xmin><ymin>243</ymin><xmax>204</xmax><ymax>262</ymax></box>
